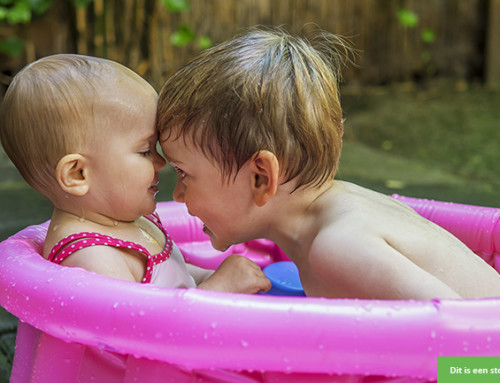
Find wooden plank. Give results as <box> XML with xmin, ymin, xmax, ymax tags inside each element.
<box><xmin>486</xmin><ymin>0</ymin><xmax>500</xmax><ymax>88</ymax></box>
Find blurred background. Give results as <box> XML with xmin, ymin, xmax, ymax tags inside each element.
<box><xmin>0</xmin><ymin>0</ymin><xmax>499</xmax><ymax>380</ymax></box>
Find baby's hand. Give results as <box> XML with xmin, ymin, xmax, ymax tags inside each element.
<box><xmin>197</xmin><ymin>255</ymin><xmax>271</xmax><ymax>294</ymax></box>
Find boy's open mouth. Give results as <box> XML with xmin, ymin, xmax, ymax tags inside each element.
<box><xmin>202</xmin><ymin>224</ymin><xmax>211</xmax><ymax>236</ymax></box>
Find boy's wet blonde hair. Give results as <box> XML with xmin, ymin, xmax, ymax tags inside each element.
<box><xmin>158</xmin><ymin>26</ymin><xmax>352</xmax><ymax>190</ymax></box>
<box><xmin>0</xmin><ymin>54</ymin><xmax>146</xmax><ymax>199</ymax></box>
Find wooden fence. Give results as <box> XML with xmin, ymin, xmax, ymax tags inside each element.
<box><xmin>0</xmin><ymin>0</ymin><xmax>495</xmax><ymax>92</ymax></box>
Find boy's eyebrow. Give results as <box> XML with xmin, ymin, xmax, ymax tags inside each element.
<box><xmin>164</xmin><ymin>154</ymin><xmax>183</xmax><ymax>165</ymax></box>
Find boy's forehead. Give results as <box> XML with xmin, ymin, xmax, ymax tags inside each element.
<box><xmin>160</xmin><ymin>131</ymin><xmax>224</xmax><ymax>173</ymax></box>
<box><xmin>160</xmin><ymin>131</ymin><xmax>205</xmax><ymax>164</ymax></box>
<box><xmin>159</xmin><ymin>133</ymin><xmax>185</xmax><ymax>160</ymax></box>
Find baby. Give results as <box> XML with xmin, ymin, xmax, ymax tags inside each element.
<box><xmin>0</xmin><ymin>54</ymin><xmax>270</xmax><ymax>294</ymax></box>
<box><xmin>157</xmin><ymin>26</ymin><xmax>500</xmax><ymax>300</ymax></box>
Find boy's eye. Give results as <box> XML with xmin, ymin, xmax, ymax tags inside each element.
<box><xmin>140</xmin><ymin>150</ymin><xmax>152</xmax><ymax>157</ymax></box>
<box><xmin>173</xmin><ymin>165</ymin><xmax>187</xmax><ymax>179</ymax></box>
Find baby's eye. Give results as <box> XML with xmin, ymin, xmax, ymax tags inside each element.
<box><xmin>140</xmin><ymin>150</ymin><xmax>152</xmax><ymax>157</ymax></box>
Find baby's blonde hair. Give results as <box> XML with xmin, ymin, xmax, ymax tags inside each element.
<box><xmin>158</xmin><ymin>26</ymin><xmax>353</xmax><ymax>190</ymax></box>
<box><xmin>0</xmin><ymin>54</ymin><xmax>146</xmax><ymax>199</ymax></box>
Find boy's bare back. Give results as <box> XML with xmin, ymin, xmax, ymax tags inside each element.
<box><xmin>303</xmin><ymin>181</ymin><xmax>500</xmax><ymax>299</ymax></box>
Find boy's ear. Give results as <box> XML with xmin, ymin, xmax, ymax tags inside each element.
<box><xmin>249</xmin><ymin>150</ymin><xmax>279</xmax><ymax>207</ymax></box>
<box><xmin>55</xmin><ymin>154</ymin><xmax>89</xmax><ymax>196</ymax></box>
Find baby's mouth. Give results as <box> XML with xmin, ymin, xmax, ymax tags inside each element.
<box><xmin>149</xmin><ymin>182</ymin><xmax>159</xmax><ymax>195</ymax></box>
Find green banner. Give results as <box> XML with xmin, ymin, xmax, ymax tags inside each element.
<box><xmin>438</xmin><ymin>357</ymin><xmax>500</xmax><ymax>382</ymax></box>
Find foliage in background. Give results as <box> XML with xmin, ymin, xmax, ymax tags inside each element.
<box><xmin>0</xmin><ymin>0</ymin><xmax>53</xmax><ymax>57</ymax></box>
<box><xmin>397</xmin><ymin>8</ymin><xmax>436</xmax><ymax>75</ymax></box>
<box><xmin>160</xmin><ymin>0</ymin><xmax>212</xmax><ymax>49</ymax></box>
<box><xmin>0</xmin><ymin>0</ymin><xmax>211</xmax><ymax>60</ymax></box>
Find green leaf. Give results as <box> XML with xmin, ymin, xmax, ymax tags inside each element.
<box><xmin>170</xmin><ymin>24</ymin><xmax>195</xmax><ymax>46</ymax></box>
<box><xmin>0</xmin><ymin>7</ymin><xmax>8</xmax><ymax>20</ymax></box>
<box><xmin>421</xmin><ymin>50</ymin><xmax>431</xmax><ymax>62</ymax></box>
<box><xmin>422</xmin><ymin>28</ymin><xmax>436</xmax><ymax>44</ymax></box>
<box><xmin>198</xmin><ymin>35</ymin><xmax>212</xmax><ymax>50</ymax></box>
<box><xmin>71</xmin><ymin>0</ymin><xmax>93</xmax><ymax>9</ymax></box>
<box><xmin>6</xmin><ymin>0</ymin><xmax>31</xmax><ymax>24</ymax></box>
<box><xmin>160</xmin><ymin>0</ymin><xmax>190</xmax><ymax>13</ymax></box>
<box><xmin>397</xmin><ymin>9</ymin><xmax>418</xmax><ymax>28</ymax></box>
<box><xmin>0</xmin><ymin>36</ymin><xmax>25</xmax><ymax>57</ymax></box>
<box><xmin>28</xmin><ymin>0</ymin><xmax>54</xmax><ymax>15</ymax></box>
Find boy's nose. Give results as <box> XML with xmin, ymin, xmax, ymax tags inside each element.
<box><xmin>173</xmin><ymin>179</ymin><xmax>186</xmax><ymax>202</ymax></box>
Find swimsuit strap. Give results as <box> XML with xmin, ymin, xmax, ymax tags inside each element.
<box><xmin>146</xmin><ymin>212</ymin><xmax>163</xmax><ymax>228</ymax></box>
<box><xmin>48</xmin><ymin>213</ymin><xmax>173</xmax><ymax>283</ymax></box>
<box><xmin>144</xmin><ymin>212</ymin><xmax>174</xmax><ymax>283</ymax></box>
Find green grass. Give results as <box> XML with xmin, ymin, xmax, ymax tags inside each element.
<box><xmin>341</xmin><ymin>83</ymin><xmax>500</xmax><ymax>195</ymax></box>
<box><xmin>339</xmin><ymin>141</ymin><xmax>500</xmax><ymax>207</ymax></box>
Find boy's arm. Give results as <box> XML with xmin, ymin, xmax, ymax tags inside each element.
<box><xmin>197</xmin><ymin>255</ymin><xmax>272</xmax><ymax>294</ymax></box>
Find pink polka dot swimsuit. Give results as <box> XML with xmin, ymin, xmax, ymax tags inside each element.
<box><xmin>48</xmin><ymin>212</ymin><xmax>194</xmax><ymax>286</ymax></box>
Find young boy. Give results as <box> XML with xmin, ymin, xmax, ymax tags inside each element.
<box><xmin>157</xmin><ymin>27</ymin><xmax>500</xmax><ymax>300</ymax></box>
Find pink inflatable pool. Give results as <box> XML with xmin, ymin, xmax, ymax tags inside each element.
<box><xmin>1</xmin><ymin>196</ymin><xmax>500</xmax><ymax>382</ymax></box>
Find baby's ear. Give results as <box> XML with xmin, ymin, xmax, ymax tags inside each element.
<box><xmin>249</xmin><ymin>150</ymin><xmax>279</xmax><ymax>207</ymax></box>
<box><xmin>55</xmin><ymin>154</ymin><xmax>89</xmax><ymax>196</ymax></box>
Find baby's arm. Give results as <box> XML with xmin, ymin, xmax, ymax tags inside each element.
<box><xmin>197</xmin><ymin>255</ymin><xmax>272</xmax><ymax>294</ymax></box>
<box><xmin>59</xmin><ymin>246</ymin><xmax>142</xmax><ymax>282</ymax></box>
<box><xmin>59</xmin><ymin>245</ymin><xmax>270</xmax><ymax>293</ymax></box>
<box><xmin>310</xmin><ymin>232</ymin><xmax>461</xmax><ymax>300</ymax></box>
<box><xmin>186</xmin><ymin>264</ymin><xmax>214</xmax><ymax>284</ymax></box>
